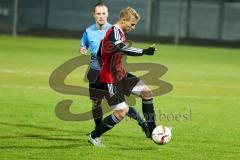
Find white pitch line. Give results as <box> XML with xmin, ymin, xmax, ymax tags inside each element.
<box><xmin>1</xmin><ymin>68</ymin><xmax>239</xmax><ymax>78</ymax></box>
<box><xmin>0</xmin><ymin>84</ymin><xmax>49</xmax><ymax>90</ymax></box>
<box><xmin>0</xmin><ymin>69</ymin><xmax>87</xmax><ymax>78</ymax></box>
<box><xmin>1</xmin><ymin>68</ymin><xmax>240</xmax><ymax>91</ymax></box>
<box><xmin>169</xmin><ymin>95</ymin><xmax>228</xmax><ymax>100</ymax></box>
<box><xmin>173</xmin><ymin>81</ymin><xmax>240</xmax><ymax>89</ymax></box>
<box><xmin>0</xmin><ymin>69</ymin><xmax>49</xmax><ymax>76</ymax></box>
<box><xmin>170</xmin><ymin>70</ymin><xmax>240</xmax><ymax>78</ymax></box>
<box><xmin>0</xmin><ymin>84</ymin><xmax>239</xmax><ymax>100</ymax></box>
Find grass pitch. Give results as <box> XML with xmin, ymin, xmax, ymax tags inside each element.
<box><xmin>0</xmin><ymin>35</ymin><xmax>240</xmax><ymax>160</ymax></box>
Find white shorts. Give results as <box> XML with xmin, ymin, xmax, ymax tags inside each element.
<box><xmin>131</xmin><ymin>80</ymin><xmax>146</xmax><ymax>96</ymax></box>
<box><xmin>113</xmin><ymin>101</ymin><xmax>129</xmax><ymax>111</ymax></box>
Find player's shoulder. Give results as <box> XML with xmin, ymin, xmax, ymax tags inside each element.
<box><xmin>86</xmin><ymin>24</ymin><xmax>97</xmax><ymax>32</ymax></box>
<box><xmin>111</xmin><ymin>25</ymin><xmax>123</xmax><ymax>35</ymax></box>
<box><xmin>112</xmin><ymin>25</ymin><xmax>118</xmax><ymax>30</ymax></box>
<box><xmin>105</xmin><ymin>25</ymin><xmax>114</xmax><ymax>35</ymax></box>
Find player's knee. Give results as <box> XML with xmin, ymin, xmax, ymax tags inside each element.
<box><xmin>113</xmin><ymin>108</ymin><xmax>129</xmax><ymax>120</ymax></box>
<box><xmin>140</xmin><ymin>86</ymin><xmax>153</xmax><ymax>99</ymax></box>
<box><xmin>113</xmin><ymin>102</ymin><xmax>129</xmax><ymax>120</ymax></box>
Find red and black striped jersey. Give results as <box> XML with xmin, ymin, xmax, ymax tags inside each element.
<box><xmin>99</xmin><ymin>25</ymin><xmax>144</xmax><ymax>83</ymax></box>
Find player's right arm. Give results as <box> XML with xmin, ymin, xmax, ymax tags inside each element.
<box><xmin>80</xmin><ymin>31</ymin><xmax>89</xmax><ymax>55</ymax></box>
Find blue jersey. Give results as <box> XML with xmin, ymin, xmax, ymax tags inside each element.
<box><xmin>80</xmin><ymin>23</ymin><xmax>112</xmax><ymax>70</ymax></box>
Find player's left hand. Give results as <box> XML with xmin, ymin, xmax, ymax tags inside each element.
<box><xmin>149</xmin><ymin>44</ymin><xmax>157</xmax><ymax>51</ymax></box>
<box><xmin>150</xmin><ymin>44</ymin><xmax>156</xmax><ymax>48</ymax></box>
<box><xmin>142</xmin><ymin>44</ymin><xmax>156</xmax><ymax>55</ymax></box>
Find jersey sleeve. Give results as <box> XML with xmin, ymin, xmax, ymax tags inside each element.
<box><xmin>80</xmin><ymin>31</ymin><xmax>89</xmax><ymax>49</ymax></box>
<box><xmin>109</xmin><ymin>26</ymin><xmax>143</xmax><ymax>56</ymax></box>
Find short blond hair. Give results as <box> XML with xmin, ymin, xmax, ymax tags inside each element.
<box><xmin>119</xmin><ymin>7</ymin><xmax>140</xmax><ymax>21</ymax></box>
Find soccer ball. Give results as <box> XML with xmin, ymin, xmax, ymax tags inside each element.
<box><xmin>151</xmin><ymin>125</ymin><xmax>172</xmax><ymax>145</ymax></box>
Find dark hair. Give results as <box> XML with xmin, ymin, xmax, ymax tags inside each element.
<box><xmin>93</xmin><ymin>2</ymin><xmax>108</xmax><ymax>13</ymax></box>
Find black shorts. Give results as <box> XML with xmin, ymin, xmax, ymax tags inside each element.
<box><xmin>88</xmin><ymin>69</ymin><xmax>140</xmax><ymax>106</ymax></box>
<box><xmin>87</xmin><ymin>68</ymin><xmax>100</xmax><ymax>84</ymax></box>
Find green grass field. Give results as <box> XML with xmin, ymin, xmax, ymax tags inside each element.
<box><xmin>0</xmin><ymin>35</ymin><xmax>240</xmax><ymax>160</ymax></box>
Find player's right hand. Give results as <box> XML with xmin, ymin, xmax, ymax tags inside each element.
<box><xmin>80</xmin><ymin>48</ymin><xmax>87</xmax><ymax>56</ymax></box>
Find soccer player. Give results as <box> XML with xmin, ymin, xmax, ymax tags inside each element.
<box><xmin>80</xmin><ymin>3</ymin><xmax>148</xmax><ymax>136</ymax></box>
<box><xmin>88</xmin><ymin>6</ymin><xmax>157</xmax><ymax>147</ymax></box>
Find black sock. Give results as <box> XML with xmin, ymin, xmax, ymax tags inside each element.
<box><xmin>91</xmin><ymin>114</ymin><xmax>119</xmax><ymax>139</ymax></box>
<box><xmin>127</xmin><ymin>106</ymin><xmax>144</xmax><ymax>124</ymax></box>
<box><xmin>142</xmin><ymin>98</ymin><xmax>156</xmax><ymax>134</ymax></box>
<box><xmin>92</xmin><ymin>100</ymin><xmax>103</xmax><ymax>128</ymax></box>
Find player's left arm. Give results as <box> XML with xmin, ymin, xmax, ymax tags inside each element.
<box><xmin>109</xmin><ymin>26</ymin><xmax>156</xmax><ymax>56</ymax></box>
<box><xmin>117</xmin><ymin>43</ymin><xmax>155</xmax><ymax>56</ymax></box>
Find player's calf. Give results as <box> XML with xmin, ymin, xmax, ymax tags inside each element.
<box><xmin>92</xmin><ymin>100</ymin><xmax>103</xmax><ymax>128</ymax></box>
<box><xmin>139</xmin><ymin>86</ymin><xmax>156</xmax><ymax>134</ymax></box>
<box><xmin>89</xmin><ymin>102</ymin><xmax>129</xmax><ymax>146</ymax></box>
